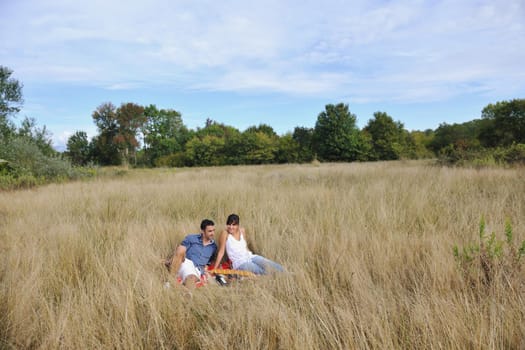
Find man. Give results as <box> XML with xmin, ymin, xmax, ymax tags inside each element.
<box><xmin>167</xmin><ymin>219</ymin><xmax>217</xmax><ymax>288</ymax></box>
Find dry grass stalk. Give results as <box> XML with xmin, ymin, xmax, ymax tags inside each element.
<box><xmin>0</xmin><ymin>161</ymin><xmax>524</xmax><ymax>349</ymax></box>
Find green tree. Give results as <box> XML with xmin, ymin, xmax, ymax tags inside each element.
<box><xmin>0</xmin><ymin>66</ymin><xmax>23</xmax><ymax>142</ymax></box>
<box><xmin>0</xmin><ymin>66</ymin><xmax>23</xmax><ymax>121</ymax></box>
<box><xmin>195</xmin><ymin>120</ymin><xmax>239</xmax><ymax>139</ymax></box>
<box><xmin>241</xmin><ymin>125</ymin><xmax>279</xmax><ymax>164</ymax></box>
<box><xmin>222</xmin><ymin>129</ymin><xmax>244</xmax><ymax>165</ymax></box>
<box><xmin>429</xmin><ymin>121</ymin><xmax>482</xmax><ymax>153</ymax></box>
<box><xmin>66</xmin><ymin>131</ymin><xmax>91</xmax><ymax>166</ymax></box>
<box><xmin>91</xmin><ymin>102</ymin><xmax>146</xmax><ymax>166</ymax></box>
<box><xmin>476</xmin><ymin>118</ymin><xmax>497</xmax><ymax>148</ymax></box>
<box><xmin>115</xmin><ymin>102</ymin><xmax>146</xmax><ymax>165</ymax></box>
<box><xmin>312</xmin><ymin>103</ymin><xmax>362</xmax><ymax>161</ymax></box>
<box><xmin>363</xmin><ymin>111</ymin><xmax>406</xmax><ymax>160</ymax></box>
<box><xmin>142</xmin><ymin>105</ymin><xmax>190</xmax><ymax>166</ymax></box>
<box><xmin>194</xmin><ymin>121</ymin><xmax>243</xmax><ymax>165</ymax></box>
<box><xmin>481</xmin><ymin>99</ymin><xmax>525</xmax><ymax>146</ymax></box>
<box><xmin>90</xmin><ymin>134</ymin><xmax>121</xmax><ymax>165</ymax></box>
<box><xmin>184</xmin><ymin>135</ymin><xmax>226</xmax><ymax>166</ymax></box>
<box><xmin>244</xmin><ymin>123</ymin><xmax>278</xmax><ymax>138</ymax></box>
<box><xmin>17</xmin><ymin>116</ymin><xmax>55</xmax><ymax>157</ymax></box>
<box><xmin>292</xmin><ymin>127</ymin><xmax>315</xmax><ymax>162</ymax></box>
<box><xmin>409</xmin><ymin>129</ymin><xmax>435</xmax><ymax>158</ymax></box>
<box><xmin>92</xmin><ymin>102</ymin><xmax>118</xmax><ymax>133</ymax></box>
<box><xmin>91</xmin><ymin>102</ymin><xmax>120</xmax><ymax>165</ymax></box>
<box><xmin>275</xmin><ymin>133</ymin><xmax>300</xmax><ymax>163</ymax></box>
<box><xmin>241</xmin><ymin>130</ymin><xmax>277</xmax><ymax>164</ymax></box>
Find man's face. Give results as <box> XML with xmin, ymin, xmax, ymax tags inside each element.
<box><xmin>202</xmin><ymin>225</ymin><xmax>215</xmax><ymax>240</ymax></box>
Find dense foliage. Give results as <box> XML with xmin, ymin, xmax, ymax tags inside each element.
<box><xmin>1</xmin><ymin>65</ymin><xmax>524</xmax><ymax>186</ymax></box>
<box><xmin>0</xmin><ymin>66</ymin><xmax>91</xmax><ymax>189</ymax></box>
<box><xmin>77</xmin><ymin>102</ymin><xmax>434</xmax><ymax>167</ymax></box>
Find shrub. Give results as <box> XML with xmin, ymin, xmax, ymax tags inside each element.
<box><xmin>453</xmin><ymin>216</ymin><xmax>525</xmax><ymax>291</ymax></box>
<box><xmin>438</xmin><ymin>143</ymin><xmax>525</xmax><ymax>167</ymax></box>
<box><xmin>494</xmin><ymin>143</ymin><xmax>525</xmax><ymax>165</ymax></box>
<box><xmin>154</xmin><ymin>152</ymin><xmax>187</xmax><ymax>167</ymax></box>
<box><xmin>0</xmin><ymin>137</ymin><xmax>77</xmax><ymax>189</ymax></box>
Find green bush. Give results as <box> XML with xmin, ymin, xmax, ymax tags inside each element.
<box><xmin>453</xmin><ymin>216</ymin><xmax>525</xmax><ymax>291</ymax></box>
<box><xmin>154</xmin><ymin>152</ymin><xmax>187</xmax><ymax>167</ymax></box>
<box><xmin>0</xmin><ymin>137</ymin><xmax>78</xmax><ymax>189</ymax></box>
<box><xmin>438</xmin><ymin>143</ymin><xmax>525</xmax><ymax>167</ymax></box>
<box><xmin>1</xmin><ymin>138</ymin><xmax>71</xmax><ymax>177</ymax></box>
<box><xmin>0</xmin><ymin>173</ymin><xmax>41</xmax><ymax>190</ymax></box>
<box><xmin>493</xmin><ymin>143</ymin><xmax>525</xmax><ymax>165</ymax></box>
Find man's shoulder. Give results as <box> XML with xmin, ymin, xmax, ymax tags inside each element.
<box><xmin>182</xmin><ymin>233</ymin><xmax>201</xmax><ymax>244</ymax></box>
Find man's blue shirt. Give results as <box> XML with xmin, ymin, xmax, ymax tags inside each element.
<box><xmin>181</xmin><ymin>233</ymin><xmax>217</xmax><ymax>269</ymax></box>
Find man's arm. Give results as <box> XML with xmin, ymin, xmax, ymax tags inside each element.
<box><xmin>169</xmin><ymin>245</ymin><xmax>186</xmax><ymax>277</ymax></box>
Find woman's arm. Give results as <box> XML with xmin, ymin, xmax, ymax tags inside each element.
<box><xmin>212</xmin><ymin>230</ymin><xmax>228</xmax><ymax>270</ymax></box>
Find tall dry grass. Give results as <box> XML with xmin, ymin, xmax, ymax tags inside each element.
<box><xmin>0</xmin><ymin>161</ymin><xmax>524</xmax><ymax>349</ymax></box>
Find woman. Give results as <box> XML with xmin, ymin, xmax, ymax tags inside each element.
<box><xmin>213</xmin><ymin>214</ymin><xmax>284</xmax><ymax>275</ymax></box>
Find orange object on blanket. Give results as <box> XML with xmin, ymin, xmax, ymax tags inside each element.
<box><xmin>166</xmin><ymin>260</ymin><xmax>254</xmax><ymax>287</ymax></box>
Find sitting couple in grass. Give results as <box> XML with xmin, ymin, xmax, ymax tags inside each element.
<box><xmin>166</xmin><ymin>214</ymin><xmax>284</xmax><ymax>288</ymax></box>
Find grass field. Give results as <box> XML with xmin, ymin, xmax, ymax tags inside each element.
<box><xmin>1</xmin><ymin>161</ymin><xmax>524</xmax><ymax>349</ymax></box>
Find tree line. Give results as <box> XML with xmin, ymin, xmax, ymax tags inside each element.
<box><xmin>1</xmin><ymin>65</ymin><xmax>524</xmax><ymax>188</ymax></box>
<box><xmin>68</xmin><ymin>99</ymin><xmax>524</xmax><ymax>168</ymax></box>
<box><xmin>66</xmin><ymin>101</ymin><xmax>431</xmax><ymax>167</ymax></box>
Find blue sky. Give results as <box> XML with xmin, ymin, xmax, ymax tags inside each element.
<box><xmin>1</xmin><ymin>0</ymin><xmax>524</xmax><ymax>150</ymax></box>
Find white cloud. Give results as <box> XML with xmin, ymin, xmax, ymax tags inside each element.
<box><xmin>1</xmin><ymin>0</ymin><xmax>524</xmax><ymax>145</ymax></box>
<box><xmin>3</xmin><ymin>0</ymin><xmax>523</xmax><ymax>100</ymax></box>
<box><xmin>104</xmin><ymin>82</ymin><xmax>143</xmax><ymax>91</ymax></box>
<box><xmin>53</xmin><ymin>130</ymin><xmax>73</xmax><ymax>152</ymax></box>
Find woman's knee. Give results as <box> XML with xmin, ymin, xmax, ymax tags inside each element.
<box><xmin>240</xmin><ymin>262</ymin><xmax>264</xmax><ymax>275</ymax></box>
<box><xmin>254</xmin><ymin>256</ymin><xmax>284</xmax><ymax>273</ymax></box>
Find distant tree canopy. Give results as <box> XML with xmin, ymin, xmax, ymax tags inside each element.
<box><xmin>481</xmin><ymin>99</ymin><xmax>525</xmax><ymax>147</ymax></box>
<box><xmin>66</xmin><ymin>131</ymin><xmax>90</xmax><ymax>166</ymax></box>
<box><xmin>0</xmin><ymin>66</ymin><xmax>23</xmax><ymax>119</ymax></box>
<box><xmin>142</xmin><ymin>104</ymin><xmax>190</xmax><ymax>166</ymax></box>
<box><xmin>312</xmin><ymin>103</ymin><xmax>362</xmax><ymax>161</ymax></box>
<box><xmin>292</xmin><ymin>126</ymin><xmax>315</xmax><ymax>162</ymax></box>
<box><xmin>429</xmin><ymin>120</ymin><xmax>483</xmax><ymax>153</ymax></box>
<box><xmin>91</xmin><ymin>102</ymin><xmax>120</xmax><ymax>165</ymax></box>
<box><xmin>0</xmin><ymin>66</ymin><xmax>23</xmax><ymax>141</ymax></box>
<box><xmin>76</xmin><ymin>98</ymin><xmax>525</xmax><ymax>167</ymax></box>
<box><xmin>3</xmin><ymin>66</ymin><xmax>524</xmax><ymax>170</ymax></box>
<box><xmin>363</xmin><ymin>111</ymin><xmax>406</xmax><ymax>160</ymax></box>
<box><xmin>91</xmin><ymin>102</ymin><xmax>146</xmax><ymax>165</ymax></box>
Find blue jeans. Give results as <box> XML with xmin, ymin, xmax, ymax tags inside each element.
<box><xmin>238</xmin><ymin>255</ymin><xmax>284</xmax><ymax>275</ymax></box>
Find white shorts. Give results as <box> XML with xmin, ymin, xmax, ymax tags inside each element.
<box><xmin>177</xmin><ymin>258</ymin><xmax>202</xmax><ymax>282</ymax></box>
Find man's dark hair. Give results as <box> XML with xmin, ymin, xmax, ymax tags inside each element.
<box><xmin>226</xmin><ymin>214</ymin><xmax>239</xmax><ymax>225</ymax></box>
<box><xmin>200</xmin><ymin>219</ymin><xmax>215</xmax><ymax>230</ymax></box>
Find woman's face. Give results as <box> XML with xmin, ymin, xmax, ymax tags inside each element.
<box><xmin>226</xmin><ymin>222</ymin><xmax>239</xmax><ymax>234</ymax></box>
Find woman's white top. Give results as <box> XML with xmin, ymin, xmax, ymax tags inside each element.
<box><xmin>226</xmin><ymin>232</ymin><xmax>253</xmax><ymax>269</ymax></box>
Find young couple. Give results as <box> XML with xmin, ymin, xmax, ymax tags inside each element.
<box><xmin>167</xmin><ymin>214</ymin><xmax>284</xmax><ymax>287</ymax></box>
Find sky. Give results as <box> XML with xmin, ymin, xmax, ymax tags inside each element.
<box><xmin>1</xmin><ymin>0</ymin><xmax>524</xmax><ymax>151</ymax></box>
